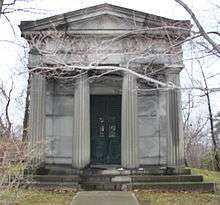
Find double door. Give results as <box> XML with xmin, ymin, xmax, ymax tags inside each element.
<box><xmin>90</xmin><ymin>95</ymin><xmax>121</xmax><ymax>164</ymax></box>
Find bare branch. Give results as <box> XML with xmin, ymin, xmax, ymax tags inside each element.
<box><xmin>0</xmin><ymin>0</ymin><xmax>4</xmax><ymax>15</ymax></box>
<box><xmin>197</xmin><ymin>60</ymin><xmax>220</xmax><ymax>170</ymax></box>
<box><xmin>175</xmin><ymin>0</ymin><xmax>220</xmax><ymax>56</ymax></box>
<box><xmin>0</xmin><ymin>81</ymin><xmax>13</xmax><ymax>135</ymax></box>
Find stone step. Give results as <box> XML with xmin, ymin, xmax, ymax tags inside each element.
<box><xmin>43</xmin><ymin>165</ymin><xmax>82</xmax><ymax>175</ymax></box>
<box><xmin>31</xmin><ymin>181</ymin><xmax>79</xmax><ymax>188</ymax></box>
<box><xmin>132</xmin><ymin>175</ymin><xmax>203</xmax><ymax>182</ymax></box>
<box><xmin>81</xmin><ymin>175</ymin><xmax>203</xmax><ymax>183</ymax></box>
<box><xmin>81</xmin><ymin>167</ymin><xmax>191</xmax><ymax>176</ymax></box>
<box><xmin>32</xmin><ymin>175</ymin><xmax>80</xmax><ymax>182</ymax></box>
<box><xmin>30</xmin><ymin>174</ymin><xmax>215</xmax><ymax>192</ymax></box>
<box><xmin>81</xmin><ymin>182</ymin><xmax>216</xmax><ymax>192</ymax></box>
<box><xmin>43</xmin><ymin>164</ymin><xmax>191</xmax><ymax>176</ymax></box>
<box><xmin>32</xmin><ymin>174</ymin><xmax>202</xmax><ymax>184</ymax></box>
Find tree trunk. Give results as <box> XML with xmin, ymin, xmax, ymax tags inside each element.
<box><xmin>205</xmin><ymin>92</ymin><xmax>220</xmax><ymax>170</ymax></box>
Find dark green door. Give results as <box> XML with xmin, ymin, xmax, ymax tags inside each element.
<box><xmin>90</xmin><ymin>95</ymin><xmax>121</xmax><ymax>164</ymax></box>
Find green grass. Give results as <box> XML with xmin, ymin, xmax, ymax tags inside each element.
<box><xmin>136</xmin><ymin>191</ymin><xmax>220</xmax><ymax>205</ymax></box>
<box><xmin>191</xmin><ymin>168</ymin><xmax>220</xmax><ymax>191</ymax></box>
<box><xmin>0</xmin><ymin>187</ymin><xmax>75</xmax><ymax>205</ymax></box>
<box><xmin>136</xmin><ymin>168</ymin><xmax>220</xmax><ymax>205</ymax></box>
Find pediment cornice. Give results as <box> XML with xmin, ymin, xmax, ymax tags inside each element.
<box><xmin>20</xmin><ymin>3</ymin><xmax>191</xmax><ymax>35</ymax></box>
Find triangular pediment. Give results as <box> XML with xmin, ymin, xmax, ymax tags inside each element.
<box><xmin>66</xmin><ymin>13</ymin><xmax>144</xmax><ymax>31</ymax></box>
<box><xmin>20</xmin><ymin>3</ymin><xmax>190</xmax><ymax>32</ymax></box>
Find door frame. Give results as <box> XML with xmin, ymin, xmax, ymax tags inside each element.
<box><xmin>90</xmin><ymin>94</ymin><xmax>122</xmax><ymax>165</ymax></box>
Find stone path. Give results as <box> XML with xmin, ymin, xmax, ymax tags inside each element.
<box><xmin>70</xmin><ymin>191</ymin><xmax>140</xmax><ymax>205</ymax></box>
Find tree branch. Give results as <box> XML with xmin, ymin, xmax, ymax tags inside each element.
<box><xmin>0</xmin><ymin>0</ymin><xmax>4</xmax><ymax>15</ymax></box>
<box><xmin>175</xmin><ymin>0</ymin><xmax>220</xmax><ymax>56</ymax></box>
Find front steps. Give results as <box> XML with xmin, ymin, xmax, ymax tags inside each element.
<box><xmin>81</xmin><ymin>181</ymin><xmax>215</xmax><ymax>192</ymax></box>
<box><xmin>79</xmin><ymin>174</ymin><xmax>215</xmax><ymax>192</ymax></box>
<box><xmin>31</xmin><ymin>173</ymin><xmax>216</xmax><ymax>192</ymax></box>
<box><xmin>43</xmin><ymin>164</ymin><xmax>192</xmax><ymax>175</ymax></box>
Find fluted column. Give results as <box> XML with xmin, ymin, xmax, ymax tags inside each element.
<box><xmin>166</xmin><ymin>66</ymin><xmax>184</xmax><ymax>169</ymax></box>
<box><xmin>29</xmin><ymin>74</ymin><xmax>46</xmax><ymax>164</ymax></box>
<box><xmin>73</xmin><ymin>74</ymin><xmax>90</xmax><ymax>169</ymax></box>
<box><xmin>121</xmin><ymin>73</ymin><xmax>139</xmax><ymax>168</ymax></box>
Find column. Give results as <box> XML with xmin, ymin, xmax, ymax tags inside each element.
<box><xmin>166</xmin><ymin>66</ymin><xmax>184</xmax><ymax>169</ymax></box>
<box><xmin>73</xmin><ymin>74</ymin><xmax>90</xmax><ymax>169</ymax></box>
<box><xmin>29</xmin><ymin>73</ymin><xmax>46</xmax><ymax>164</ymax></box>
<box><xmin>121</xmin><ymin>73</ymin><xmax>139</xmax><ymax>168</ymax></box>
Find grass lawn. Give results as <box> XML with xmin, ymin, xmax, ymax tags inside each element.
<box><xmin>136</xmin><ymin>168</ymin><xmax>220</xmax><ymax>205</ymax></box>
<box><xmin>0</xmin><ymin>188</ymin><xmax>75</xmax><ymax>205</ymax></box>
<box><xmin>0</xmin><ymin>168</ymin><xmax>219</xmax><ymax>205</ymax></box>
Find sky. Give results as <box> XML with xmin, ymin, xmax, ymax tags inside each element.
<box><xmin>0</xmin><ymin>0</ymin><xmax>219</xmax><ymax>126</ymax></box>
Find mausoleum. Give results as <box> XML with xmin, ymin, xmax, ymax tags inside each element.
<box><xmin>20</xmin><ymin>3</ymin><xmax>190</xmax><ymax>173</ymax></box>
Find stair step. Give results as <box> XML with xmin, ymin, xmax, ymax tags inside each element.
<box><xmin>32</xmin><ymin>174</ymin><xmax>202</xmax><ymax>183</ymax></box>
<box><xmin>81</xmin><ymin>182</ymin><xmax>216</xmax><ymax>192</ymax></box>
<box><xmin>31</xmin><ymin>181</ymin><xmax>79</xmax><ymax>188</ymax></box>
<box><xmin>32</xmin><ymin>175</ymin><xmax>80</xmax><ymax>182</ymax></box>
<box><xmin>80</xmin><ymin>175</ymin><xmax>203</xmax><ymax>183</ymax></box>
<box><xmin>44</xmin><ymin>165</ymin><xmax>191</xmax><ymax>175</ymax></box>
<box><xmin>131</xmin><ymin>175</ymin><xmax>203</xmax><ymax>182</ymax></box>
<box><xmin>29</xmin><ymin>172</ymin><xmax>215</xmax><ymax>193</ymax></box>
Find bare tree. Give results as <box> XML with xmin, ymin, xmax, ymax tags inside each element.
<box><xmin>0</xmin><ymin>81</ymin><xmax>13</xmax><ymax>137</ymax></box>
<box><xmin>174</xmin><ymin>0</ymin><xmax>220</xmax><ymax>170</ymax></box>
<box><xmin>198</xmin><ymin>62</ymin><xmax>220</xmax><ymax>170</ymax></box>
<box><xmin>175</xmin><ymin>0</ymin><xmax>220</xmax><ymax>56</ymax></box>
<box><xmin>22</xmin><ymin>75</ymin><xmax>30</xmax><ymax>142</ymax></box>
<box><xmin>1</xmin><ymin>0</ymin><xmax>18</xmax><ymax>15</ymax></box>
<box><xmin>182</xmin><ymin>85</ymin><xmax>209</xmax><ymax>167</ymax></box>
<box><xmin>214</xmin><ymin>112</ymin><xmax>220</xmax><ymax>148</ymax></box>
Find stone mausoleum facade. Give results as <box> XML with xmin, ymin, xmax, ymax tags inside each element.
<box><xmin>20</xmin><ymin>4</ymin><xmax>191</xmax><ymax>173</ymax></box>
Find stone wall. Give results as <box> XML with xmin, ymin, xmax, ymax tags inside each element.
<box><xmin>43</xmin><ymin>77</ymin><xmax>169</xmax><ymax>167</ymax></box>
<box><xmin>137</xmin><ymin>90</ymin><xmax>168</xmax><ymax>166</ymax></box>
<box><xmin>45</xmin><ymin>80</ymin><xmax>74</xmax><ymax>164</ymax></box>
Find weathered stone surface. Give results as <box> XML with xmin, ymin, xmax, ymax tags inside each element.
<box><xmin>70</xmin><ymin>191</ymin><xmax>140</xmax><ymax>205</ymax></box>
<box><xmin>131</xmin><ymin>175</ymin><xmax>203</xmax><ymax>182</ymax></box>
<box><xmin>53</xmin><ymin>96</ymin><xmax>74</xmax><ymax>115</ymax></box>
<box><xmin>122</xmin><ymin>74</ymin><xmax>138</xmax><ymax>168</ymax></box>
<box><xmin>73</xmin><ymin>75</ymin><xmax>90</xmax><ymax>168</ymax></box>
<box><xmin>111</xmin><ymin>176</ymin><xmax>131</xmax><ymax>182</ymax></box>
<box><xmin>90</xmin><ymin>76</ymin><xmax>122</xmax><ymax>95</ymax></box>
<box><xmin>100</xmin><ymin>169</ymin><xmax>121</xmax><ymax>175</ymax></box>
<box><xmin>45</xmin><ymin>85</ymin><xmax>74</xmax><ymax>164</ymax></box>
<box><xmin>29</xmin><ymin>74</ymin><xmax>46</xmax><ymax>163</ymax></box>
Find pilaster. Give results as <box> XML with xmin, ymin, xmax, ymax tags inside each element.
<box><xmin>121</xmin><ymin>73</ymin><xmax>139</xmax><ymax>168</ymax></box>
<box><xmin>73</xmin><ymin>74</ymin><xmax>90</xmax><ymax>168</ymax></box>
<box><xmin>29</xmin><ymin>74</ymin><xmax>46</xmax><ymax>164</ymax></box>
<box><xmin>165</xmin><ymin>65</ymin><xmax>184</xmax><ymax>169</ymax></box>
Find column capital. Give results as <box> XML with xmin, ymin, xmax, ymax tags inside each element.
<box><xmin>164</xmin><ymin>64</ymin><xmax>184</xmax><ymax>75</ymax></box>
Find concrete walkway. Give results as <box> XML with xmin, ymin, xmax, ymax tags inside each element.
<box><xmin>70</xmin><ymin>191</ymin><xmax>140</xmax><ymax>205</ymax></box>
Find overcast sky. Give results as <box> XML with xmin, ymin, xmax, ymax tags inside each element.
<box><xmin>0</xmin><ymin>0</ymin><xmax>219</xmax><ymax>125</ymax></box>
